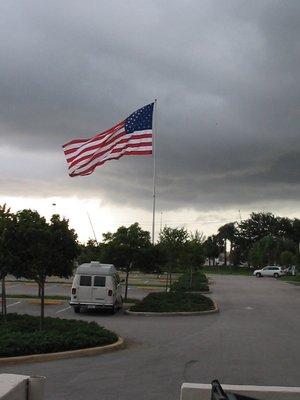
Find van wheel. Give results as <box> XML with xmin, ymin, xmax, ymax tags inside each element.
<box><xmin>274</xmin><ymin>273</ymin><xmax>279</xmax><ymax>278</ymax></box>
<box><xmin>118</xmin><ymin>297</ymin><xmax>123</xmax><ymax>310</ymax></box>
<box><xmin>110</xmin><ymin>304</ymin><xmax>117</xmax><ymax>314</ymax></box>
<box><xmin>256</xmin><ymin>272</ymin><xmax>261</xmax><ymax>277</ymax></box>
<box><xmin>74</xmin><ymin>306</ymin><xmax>80</xmax><ymax>313</ymax></box>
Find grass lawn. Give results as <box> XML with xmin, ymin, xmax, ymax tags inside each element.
<box><xmin>202</xmin><ymin>266</ymin><xmax>252</xmax><ymax>275</ymax></box>
<box><xmin>0</xmin><ymin>314</ymin><xmax>118</xmax><ymax>357</ymax></box>
<box><xmin>281</xmin><ymin>275</ymin><xmax>300</xmax><ymax>285</ymax></box>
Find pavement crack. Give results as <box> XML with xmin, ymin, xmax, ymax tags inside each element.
<box><xmin>183</xmin><ymin>359</ymin><xmax>199</xmax><ymax>381</ymax></box>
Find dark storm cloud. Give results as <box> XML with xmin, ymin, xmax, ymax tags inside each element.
<box><xmin>0</xmin><ymin>0</ymin><xmax>300</xmax><ymax>212</ymax></box>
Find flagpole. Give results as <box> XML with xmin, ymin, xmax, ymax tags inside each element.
<box><xmin>152</xmin><ymin>99</ymin><xmax>157</xmax><ymax>244</ymax></box>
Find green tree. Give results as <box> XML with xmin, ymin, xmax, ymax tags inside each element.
<box><xmin>238</xmin><ymin>212</ymin><xmax>292</xmax><ymax>244</ymax></box>
<box><xmin>217</xmin><ymin>223</ymin><xmax>237</xmax><ymax>266</ymax></box>
<box><xmin>101</xmin><ymin>223</ymin><xmax>151</xmax><ymax>299</ymax></box>
<box><xmin>249</xmin><ymin>235</ymin><xmax>278</xmax><ymax>267</ymax></box>
<box><xmin>77</xmin><ymin>239</ymin><xmax>103</xmax><ymax>265</ymax></box>
<box><xmin>203</xmin><ymin>236</ymin><xmax>219</xmax><ymax>266</ymax></box>
<box><xmin>181</xmin><ymin>232</ymin><xmax>205</xmax><ymax>288</ymax></box>
<box><xmin>158</xmin><ymin>227</ymin><xmax>189</xmax><ymax>289</ymax></box>
<box><xmin>280</xmin><ymin>250</ymin><xmax>294</xmax><ymax>267</ymax></box>
<box><xmin>14</xmin><ymin>210</ymin><xmax>79</xmax><ymax>329</ymax></box>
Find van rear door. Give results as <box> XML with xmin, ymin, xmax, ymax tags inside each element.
<box><xmin>77</xmin><ymin>275</ymin><xmax>92</xmax><ymax>302</ymax></box>
<box><xmin>92</xmin><ymin>275</ymin><xmax>107</xmax><ymax>304</ymax></box>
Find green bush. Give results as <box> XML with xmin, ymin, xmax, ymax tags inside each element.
<box><xmin>129</xmin><ymin>291</ymin><xmax>214</xmax><ymax>313</ymax></box>
<box><xmin>0</xmin><ymin>314</ymin><xmax>118</xmax><ymax>357</ymax></box>
<box><xmin>171</xmin><ymin>271</ymin><xmax>209</xmax><ymax>292</ymax></box>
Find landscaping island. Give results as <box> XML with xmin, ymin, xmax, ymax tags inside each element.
<box><xmin>128</xmin><ymin>271</ymin><xmax>215</xmax><ymax>314</ymax></box>
<box><xmin>129</xmin><ymin>291</ymin><xmax>215</xmax><ymax>313</ymax></box>
<box><xmin>0</xmin><ymin>314</ymin><xmax>118</xmax><ymax>357</ymax></box>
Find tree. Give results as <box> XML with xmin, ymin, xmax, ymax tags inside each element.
<box><xmin>181</xmin><ymin>232</ymin><xmax>205</xmax><ymax>288</ymax></box>
<box><xmin>101</xmin><ymin>223</ymin><xmax>151</xmax><ymax>299</ymax></box>
<box><xmin>0</xmin><ymin>204</ymin><xmax>18</xmax><ymax>319</ymax></box>
<box><xmin>238</xmin><ymin>212</ymin><xmax>292</xmax><ymax>245</ymax></box>
<box><xmin>77</xmin><ymin>239</ymin><xmax>103</xmax><ymax>265</ymax></box>
<box><xmin>280</xmin><ymin>251</ymin><xmax>294</xmax><ymax>268</ymax></box>
<box><xmin>203</xmin><ymin>236</ymin><xmax>219</xmax><ymax>266</ymax></box>
<box><xmin>217</xmin><ymin>223</ymin><xmax>237</xmax><ymax>266</ymax></box>
<box><xmin>158</xmin><ymin>227</ymin><xmax>189</xmax><ymax>289</ymax></box>
<box><xmin>14</xmin><ymin>210</ymin><xmax>79</xmax><ymax>329</ymax></box>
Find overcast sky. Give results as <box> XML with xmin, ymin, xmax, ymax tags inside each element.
<box><xmin>0</xmin><ymin>0</ymin><xmax>299</xmax><ymax>242</ymax></box>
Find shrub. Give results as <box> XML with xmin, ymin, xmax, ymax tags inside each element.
<box><xmin>171</xmin><ymin>271</ymin><xmax>209</xmax><ymax>292</ymax></box>
<box><xmin>129</xmin><ymin>291</ymin><xmax>214</xmax><ymax>313</ymax></box>
<box><xmin>0</xmin><ymin>314</ymin><xmax>118</xmax><ymax>357</ymax></box>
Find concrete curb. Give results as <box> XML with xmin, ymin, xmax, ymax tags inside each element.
<box><xmin>0</xmin><ymin>336</ymin><xmax>125</xmax><ymax>365</ymax></box>
<box><xmin>27</xmin><ymin>299</ymin><xmax>64</xmax><ymax>305</ymax></box>
<box><xmin>124</xmin><ymin>300</ymin><xmax>219</xmax><ymax>317</ymax></box>
<box><xmin>185</xmin><ymin>290</ymin><xmax>212</xmax><ymax>295</ymax></box>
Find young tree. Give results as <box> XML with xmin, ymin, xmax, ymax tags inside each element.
<box><xmin>158</xmin><ymin>226</ymin><xmax>189</xmax><ymax>289</ymax></box>
<box><xmin>101</xmin><ymin>223</ymin><xmax>151</xmax><ymax>300</ymax></box>
<box><xmin>14</xmin><ymin>210</ymin><xmax>79</xmax><ymax>329</ymax></box>
<box><xmin>181</xmin><ymin>232</ymin><xmax>205</xmax><ymax>288</ymax></box>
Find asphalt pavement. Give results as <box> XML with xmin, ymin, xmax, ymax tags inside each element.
<box><xmin>1</xmin><ymin>275</ymin><xmax>300</xmax><ymax>400</ymax></box>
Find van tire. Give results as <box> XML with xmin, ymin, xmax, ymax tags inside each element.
<box><xmin>109</xmin><ymin>304</ymin><xmax>117</xmax><ymax>314</ymax></box>
<box><xmin>74</xmin><ymin>306</ymin><xmax>80</xmax><ymax>313</ymax></box>
<box><xmin>118</xmin><ymin>297</ymin><xmax>123</xmax><ymax>310</ymax></box>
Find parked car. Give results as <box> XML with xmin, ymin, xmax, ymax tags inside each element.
<box><xmin>284</xmin><ymin>265</ymin><xmax>296</xmax><ymax>276</ymax></box>
<box><xmin>253</xmin><ymin>266</ymin><xmax>286</xmax><ymax>278</ymax></box>
<box><xmin>70</xmin><ymin>261</ymin><xmax>123</xmax><ymax>314</ymax></box>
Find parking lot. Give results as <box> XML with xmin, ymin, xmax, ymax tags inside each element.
<box><xmin>2</xmin><ymin>275</ymin><xmax>300</xmax><ymax>400</ymax></box>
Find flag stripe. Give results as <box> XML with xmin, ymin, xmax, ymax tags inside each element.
<box><xmin>66</xmin><ymin>131</ymin><xmax>152</xmax><ymax>164</ymax></box>
<box><xmin>62</xmin><ymin>121</ymin><xmax>125</xmax><ymax>148</ymax></box>
<box><xmin>68</xmin><ymin>133</ymin><xmax>152</xmax><ymax>175</ymax></box>
<box><xmin>70</xmin><ymin>142</ymin><xmax>152</xmax><ymax>176</ymax></box>
<box><xmin>63</xmin><ymin>122</ymin><xmax>125</xmax><ymax>157</ymax></box>
<box><xmin>70</xmin><ymin>147</ymin><xmax>152</xmax><ymax>177</ymax></box>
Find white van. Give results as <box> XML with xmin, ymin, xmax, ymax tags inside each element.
<box><xmin>70</xmin><ymin>262</ymin><xmax>123</xmax><ymax>314</ymax></box>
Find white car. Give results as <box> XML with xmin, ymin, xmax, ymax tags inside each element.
<box><xmin>253</xmin><ymin>266</ymin><xmax>286</xmax><ymax>278</ymax></box>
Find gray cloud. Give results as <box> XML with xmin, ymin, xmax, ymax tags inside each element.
<box><xmin>0</xmin><ymin>0</ymin><xmax>300</xmax><ymax>215</ymax></box>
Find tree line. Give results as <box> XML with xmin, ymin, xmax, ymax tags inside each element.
<box><xmin>79</xmin><ymin>212</ymin><xmax>300</xmax><ymax>273</ymax></box>
<box><xmin>206</xmin><ymin>212</ymin><xmax>300</xmax><ymax>268</ymax></box>
<box><xmin>1</xmin><ymin>205</ymin><xmax>299</xmax><ymax>327</ymax></box>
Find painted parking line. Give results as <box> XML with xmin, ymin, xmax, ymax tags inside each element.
<box><xmin>56</xmin><ymin>306</ymin><xmax>71</xmax><ymax>314</ymax></box>
<box><xmin>7</xmin><ymin>301</ymin><xmax>23</xmax><ymax>308</ymax></box>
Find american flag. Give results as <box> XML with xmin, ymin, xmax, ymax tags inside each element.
<box><xmin>63</xmin><ymin>103</ymin><xmax>154</xmax><ymax>177</ymax></box>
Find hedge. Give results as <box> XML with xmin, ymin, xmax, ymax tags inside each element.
<box><xmin>171</xmin><ymin>271</ymin><xmax>209</xmax><ymax>292</ymax></box>
<box><xmin>0</xmin><ymin>314</ymin><xmax>118</xmax><ymax>357</ymax></box>
<box><xmin>129</xmin><ymin>291</ymin><xmax>214</xmax><ymax>313</ymax></box>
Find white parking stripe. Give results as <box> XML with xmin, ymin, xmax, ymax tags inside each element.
<box><xmin>56</xmin><ymin>306</ymin><xmax>71</xmax><ymax>314</ymax></box>
<box><xmin>7</xmin><ymin>301</ymin><xmax>22</xmax><ymax>308</ymax></box>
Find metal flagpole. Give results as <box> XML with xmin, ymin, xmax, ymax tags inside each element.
<box><xmin>152</xmin><ymin>99</ymin><xmax>157</xmax><ymax>244</ymax></box>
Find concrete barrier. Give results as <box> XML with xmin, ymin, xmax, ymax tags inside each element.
<box><xmin>0</xmin><ymin>374</ymin><xmax>45</xmax><ymax>400</ymax></box>
<box><xmin>181</xmin><ymin>383</ymin><xmax>300</xmax><ymax>400</ymax></box>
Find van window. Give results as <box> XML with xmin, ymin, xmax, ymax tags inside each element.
<box><xmin>80</xmin><ymin>275</ymin><xmax>92</xmax><ymax>286</ymax></box>
<box><xmin>94</xmin><ymin>276</ymin><xmax>106</xmax><ymax>287</ymax></box>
